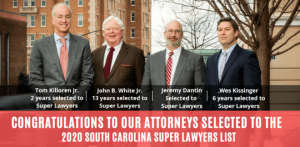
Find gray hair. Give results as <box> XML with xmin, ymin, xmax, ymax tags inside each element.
<box><xmin>102</xmin><ymin>16</ymin><xmax>125</xmax><ymax>31</ymax></box>
<box><xmin>52</xmin><ymin>3</ymin><xmax>72</xmax><ymax>19</ymax></box>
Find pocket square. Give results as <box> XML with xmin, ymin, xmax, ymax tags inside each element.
<box><xmin>121</xmin><ymin>64</ymin><xmax>133</xmax><ymax>66</ymax></box>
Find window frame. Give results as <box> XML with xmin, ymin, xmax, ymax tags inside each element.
<box><xmin>131</xmin><ymin>28</ymin><xmax>135</xmax><ymax>38</ymax></box>
<box><xmin>78</xmin><ymin>0</ymin><xmax>83</xmax><ymax>7</ymax></box>
<box><xmin>131</xmin><ymin>0</ymin><xmax>135</xmax><ymax>6</ymax></box>
<box><xmin>131</xmin><ymin>11</ymin><xmax>135</xmax><ymax>22</ymax></box>
<box><xmin>78</xmin><ymin>14</ymin><xmax>83</xmax><ymax>27</ymax></box>
<box><xmin>30</xmin><ymin>35</ymin><xmax>35</xmax><ymax>47</ymax></box>
<box><xmin>41</xmin><ymin>0</ymin><xmax>46</xmax><ymax>7</ymax></box>
<box><xmin>13</xmin><ymin>0</ymin><xmax>18</xmax><ymax>7</ymax></box>
<box><xmin>65</xmin><ymin>0</ymin><xmax>69</xmax><ymax>5</ymax></box>
<box><xmin>30</xmin><ymin>15</ymin><xmax>35</xmax><ymax>27</ymax></box>
<box><xmin>41</xmin><ymin>14</ymin><xmax>46</xmax><ymax>27</ymax></box>
<box><xmin>30</xmin><ymin>0</ymin><xmax>35</xmax><ymax>6</ymax></box>
<box><xmin>24</xmin><ymin>0</ymin><xmax>28</xmax><ymax>7</ymax></box>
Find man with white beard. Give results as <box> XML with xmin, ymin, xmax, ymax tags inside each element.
<box><xmin>139</xmin><ymin>20</ymin><xmax>206</xmax><ymax>110</ymax></box>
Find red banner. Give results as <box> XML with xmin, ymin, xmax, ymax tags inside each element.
<box><xmin>0</xmin><ymin>111</ymin><xmax>299</xmax><ymax>147</ymax></box>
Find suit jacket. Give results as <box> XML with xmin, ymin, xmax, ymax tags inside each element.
<box><xmin>139</xmin><ymin>48</ymin><xmax>206</xmax><ymax>110</ymax></box>
<box><xmin>92</xmin><ymin>42</ymin><xmax>145</xmax><ymax>110</ymax></box>
<box><xmin>29</xmin><ymin>33</ymin><xmax>94</xmax><ymax>109</ymax></box>
<box><xmin>203</xmin><ymin>44</ymin><xmax>261</xmax><ymax>110</ymax></box>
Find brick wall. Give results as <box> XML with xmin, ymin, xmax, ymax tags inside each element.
<box><xmin>0</xmin><ymin>13</ymin><xmax>27</xmax><ymax>85</ymax></box>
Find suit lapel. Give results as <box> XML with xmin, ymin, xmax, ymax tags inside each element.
<box><xmin>157</xmin><ymin>50</ymin><xmax>166</xmax><ymax>86</ymax></box>
<box><xmin>66</xmin><ymin>33</ymin><xmax>79</xmax><ymax>81</ymax></box>
<box><xmin>97</xmin><ymin>46</ymin><xmax>106</xmax><ymax>82</ymax></box>
<box><xmin>106</xmin><ymin>43</ymin><xmax>128</xmax><ymax>81</ymax></box>
<box><xmin>47</xmin><ymin>34</ymin><xmax>64</xmax><ymax>78</ymax></box>
<box><xmin>214</xmin><ymin>51</ymin><xmax>221</xmax><ymax>85</ymax></box>
<box><xmin>219</xmin><ymin>45</ymin><xmax>240</xmax><ymax>85</ymax></box>
<box><xmin>172</xmin><ymin>48</ymin><xmax>187</xmax><ymax>86</ymax></box>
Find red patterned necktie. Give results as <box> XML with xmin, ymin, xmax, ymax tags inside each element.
<box><xmin>104</xmin><ymin>47</ymin><xmax>115</xmax><ymax>80</ymax></box>
<box><xmin>59</xmin><ymin>38</ymin><xmax>68</xmax><ymax>80</ymax></box>
<box><xmin>166</xmin><ymin>51</ymin><xmax>174</xmax><ymax>89</ymax></box>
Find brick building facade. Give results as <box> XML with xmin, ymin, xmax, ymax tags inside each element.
<box><xmin>0</xmin><ymin>0</ymin><xmax>151</xmax><ymax>73</ymax></box>
<box><xmin>0</xmin><ymin>9</ymin><xmax>27</xmax><ymax>85</ymax></box>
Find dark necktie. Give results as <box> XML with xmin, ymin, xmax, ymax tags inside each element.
<box><xmin>104</xmin><ymin>47</ymin><xmax>115</xmax><ymax>80</ymax></box>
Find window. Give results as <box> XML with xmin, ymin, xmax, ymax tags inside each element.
<box><xmin>13</xmin><ymin>0</ymin><xmax>18</xmax><ymax>7</ymax></box>
<box><xmin>30</xmin><ymin>35</ymin><xmax>35</xmax><ymax>46</ymax></box>
<box><xmin>78</xmin><ymin>0</ymin><xmax>83</xmax><ymax>6</ymax></box>
<box><xmin>41</xmin><ymin>0</ymin><xmax>46</xmax><ymax>7</ymax></box>
<box><xmin>131</xmin><ymin>28</ymin><xmax>135</xmax><ymax>38</ymax></box>
<box><xmin>97</xmin><ymin>15</ymin><xmax>99</xmax><ymax>27</ymax></box>
<box><xmin>31</xmin><ymin>0</ymin><xmax>35</xmax><ymax>6</ymax></box>
<box><xmin>131</xmin><ymin>0</ymin><xmax>135</xmax><ymax>6</ymax></box>
<box><xmin>41</xmin><ymin>34</ymin><xmax>46</xmax><ymax>38</ymax></box>
<box><xmin>130</xmin><ymin>43</ymin><xmax>135</xmax><ymax>46</ymax></box>
<box><xmin>65</xmin><ymin>0</ymin><xmax>69</xmax><ymax>5</ymax></box>
<box><xmin>30</xmin><ymin>15</ymin><xmax>35</xmax><ymax>27</ymax></box>
<box><xmin>107</xmin><ymin>0</ymin><xmax>115</xmax><ymax>10</ymax></box>
<box><xmin>6</xmin><ymin>34</ymin><xmax>9</xmax><ymax>85</ymax></box>
<box><xmin>78</xmin><ymin>15</ymin><xmax>83</xmax><ymax>26</ymax></box>
<box><xmin>24</xmin><ymin>0</ymin><xmax>28</xmax><ymax>6</ymax></box>
<box><xmin>26</xmin><ymin>15</ymin><xmax>28</xmax><ymax>27</ymax></box>
<box><xmin>118</xmin><ymin>9</ymin><xmax>121</xmax><ymax>18</ymax></box>
<box><xmin>122</xmin><ymin>10</ymin><xmax>125</xmax><ymax>21</ymax></box>
<box><xmin>131</xmin><ymin>12</ymin><xmax>135</xmax><ymax>22</ymax></box>
<box><xmin>41</xmin><ymin>15</ymin><xmax>46</xmax><ymax>27</ymax></box>
<box><xmin>271</xmin><ymin>56</ymin><xmax>276</xmax><ymax>60</ymax></box>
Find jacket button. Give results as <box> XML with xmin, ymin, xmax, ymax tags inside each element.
<box><xmin>217</xmin><ymin>91</ymin><xmax>220</xmax><ymax>94</ymax></box>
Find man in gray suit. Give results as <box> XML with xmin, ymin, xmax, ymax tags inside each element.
<box><xmin>29</xmin><ymin>3</ymin><xmax>94</xmax><ymax>110</ymax></box>
<box><xmin>140</xmin><ymin>20</ymin><xmax>206</xmax><ymax>110</ymax></box>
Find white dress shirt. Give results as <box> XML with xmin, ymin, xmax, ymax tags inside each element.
<box><xmin>218</xmin><ymin>43</ymin><xmax>236</xmax><ymax>80</ymax></box>
<box><xmin>165</xmin><ymin>46</ymin><xmax>182</xmax><ymax>85</ymax></box>
<box><xmin>103</xmin><ymin>41</ymin><xmax>123</xmax><ymax>71</ymax></box>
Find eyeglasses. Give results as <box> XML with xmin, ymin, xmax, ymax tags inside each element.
<box><xmin>166</xmin><ymin>30</ymin><xmax>182</xmax><ymax>35</ymax></box>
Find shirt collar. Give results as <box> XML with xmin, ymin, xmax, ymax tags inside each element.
<box><xmin>222</xmin><ymin>43</ymin><xmax>236</xmax><ymax>55</ymax></box>
<box><xmin>106</xmin><ymin>41</ymin><xmax>123</xmax><ymax>51</ymax></box>
<box><xmin>54</xmin><ymin>32</ymin><xmax>70</xmax><ymax>41</ymax></box>
<box><xmin>167</xmin><ymin>46</ymin><xmax>182</xmax><ymax>56</ymax></box>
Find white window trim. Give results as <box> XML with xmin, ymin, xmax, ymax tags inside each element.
<box><xmin>24</xmin><ymin>0</ymin><xmax>28</xmax><ymax>7</ymax></box>
<box><xmin>13</xmin><ymin>0</ymin><xmax>18</xmax><ymax>8</ymax></box>
<box><xmin>30</xmin><ymin>35</ymin><xmax>35</xmax><ymax>47</ymax></box>
<box><xmin>40</xmin><ymin>33</ymin><xmax>46</xmax><ymax>38</ymax></box>
<box><xmin>26</xmin><ymin>15</ymin><xmax>28</xmax><ymax>27</ymax></box>
<box><xmin>30</xmin><ymin>15</ymin><xmax>35</xmax><ymax>27</ymax></box>
<box><xmin>78</xmin><ymin>0</ymin><xmax>83</xmax><ymax>7</ymax></box>
<box><xmin>40</xmin><ymin>14</ymin><xmax>46</xmax><ymax>27</ymax></box>
<box><xmin>27</xmin><ymin>34</ymin><xmax>36</xmax><ymax>47</ymax></box>
<box><xmin>130</xmin><ymin>43</ymin><xmax>135</xmax><ymax>46</ymax></box>
<box><xmin>97</xmin><ymin>14</ymin><xmax>99</xmax><ymax>28</ymax></box>
<box><xmin>64</xmin><ymin>0</ymin><xmax>70</xmax><ymax>5</ymax></box>
<box><xmin>131</xmin><ymin>11</ymin><xmax>135</xmax><ymax>22</ymax></box>
<box><xmin>30</xmin><ymin>0</ymin><xmax>35</xmax><ymax>6</ymax></box>
<box><xmin>41</xmin><ymin>0</ymin><xmax>46</xmax><ymax>7</ymax></box>
<box><xmin>131</xmin><ymin>28</ymin><xmax>135</xmax><ymax>38</ymax></box>
<box><xmin>122</xmin><ymin>10</ymin><xmax>125</xmax><ymax>22</ymax></box>
<box><xmin>78</xmin><ymin>14</ymin><xmax>83</xmax><ymax>27</ymax></box>
<box><xmin>131</xmin><ymin>0</ymin><xmax>135</xmax><ymax>6</ymax></box>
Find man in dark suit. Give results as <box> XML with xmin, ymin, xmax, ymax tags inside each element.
<box><xmin>92</xmin><ymin>16</ymin><xmax>145</xmax><ymax>110</ymax></box>
<box><xmin>29</xmin><ymin>3</ymin><xmax>94</xmax><ymax>110</ymax></box>
<box><xmin>203</xmin><ymin>17</ymin><xmax>261</xmax><ymax>110</ymax></box>
<box><xmin>139</xmin><ymin>20</ymin><xmax>206</xmax><ymax>110</ymax></box>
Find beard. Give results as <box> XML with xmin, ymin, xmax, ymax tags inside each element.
<box><xmin>165</xmin><ymin>36</ymin><xmax>182</xmax><ymax>47</ymax></box>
